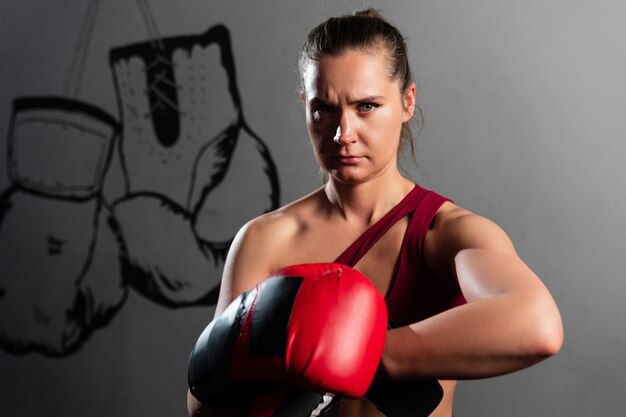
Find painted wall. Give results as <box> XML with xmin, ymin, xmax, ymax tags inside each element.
<box><xmin>0</xmin><ymin>1</ymin><xmax>624</xmax><ymax>416</ymax></box>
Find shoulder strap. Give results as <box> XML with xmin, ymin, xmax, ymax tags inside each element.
<box><xmin>334</xmin><ymin>186</ymin><xmax>422</xmax><ymax>267</ymax></box>
<box><xmin>413</xmin><ymin>190</ymin><xmax>452</xmax><ymax>259</ymax></box>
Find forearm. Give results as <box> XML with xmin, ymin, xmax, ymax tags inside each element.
<box><xmin>383</xmin><ymin>289</ymin><xmax>563</xmax><ymax>380</ymax></box>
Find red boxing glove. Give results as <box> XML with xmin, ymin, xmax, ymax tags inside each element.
<box><xmin>188</xmin><ymin>263</ymin><xmax>387</xmax><ymax>406</ymax></box>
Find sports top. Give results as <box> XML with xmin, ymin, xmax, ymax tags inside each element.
<box><xmin>334</xmin><ymin>184</ymin><xmax>467</xmax><ymax>326</ymax></box>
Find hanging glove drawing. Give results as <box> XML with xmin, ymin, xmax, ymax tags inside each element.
<box><xmin>109</xmin><ymin>25</ymin><xmax>279</xmax><ymax>307</ymax></box>
<box><xmin>0</xmin><ymin>97</ymin><xmax>127</xmax><ymax>356</ymax></box>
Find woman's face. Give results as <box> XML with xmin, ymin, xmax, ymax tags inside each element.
<box><xmin>302</xmin><ymin>48</ymin><xmax>415</xmax><ymax>185</ymax></box>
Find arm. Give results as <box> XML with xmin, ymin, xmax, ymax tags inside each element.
<box><xmin>187</xmin><ymin>219</ymin><xmax>278</xmax><ymax>417</ymax></box>
<box><xmin>383</xmin><ymin>205</ymin><xmax>563</xmax><ymax>380</ymax></box>
<box><xmin>187</xmin><ymin>214</ymin><xmax>307</xmax><ymax>417</ymax></box>
<box><xmin>214</xmin><ymin>219</ymin><xmax>281</xmax><ymax>316</ymax></box>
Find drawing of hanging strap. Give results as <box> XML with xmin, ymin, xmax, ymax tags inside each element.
<box><xmin>135</xmin><ymin>0</ymin><xmax>180</xmax><ymax>147</ymax></box>
<box><xmin>0</xmin><ymin>0</ymin><xmax>127</xmax><ymax>358</ymax></box>
<box><xmin>8</xmin><ymin>0</ymin><xmax>117</xmax><ymax>197</ymax></box>
<box><xmin>63</xmin><ymin>0</ymin><xmax>101</xmax><ymax>98</ymax></box>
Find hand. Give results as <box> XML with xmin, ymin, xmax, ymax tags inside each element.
<box><xmin>366</xmin><ymin>362</ymin><xmax>443</xmax><ymax>417</ymax></box>
<box><xmin>188</xmin><ymin>263</ymin><xmax>387</xmax><ymax>408</ymax></box>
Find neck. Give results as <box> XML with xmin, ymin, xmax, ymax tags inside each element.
<box><xmin>323</xmin><ymin>171</ymin><xmax>414</xmax><ymax>226</ymax></box>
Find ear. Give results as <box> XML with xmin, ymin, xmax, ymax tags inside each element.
<box><xmin>300</xmin><ymin>90</ymin><xmax>306</xmax><ymax>104</ymax></box>
<box><xmin>402</xmin><ymin>83</ymin><xmax>417</xmax><ymax>122</ymax></box>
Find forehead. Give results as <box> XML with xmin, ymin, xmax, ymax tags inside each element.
<box><xmin>302</xmin><ymin>49</ymin><xmax>396</xmax><ymax>99</ymax></box>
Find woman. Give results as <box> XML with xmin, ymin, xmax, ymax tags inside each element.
<box><xmin>188</xmin><ymin>9</ymin><xmax>563</xmax><ymax>417</ymax></box>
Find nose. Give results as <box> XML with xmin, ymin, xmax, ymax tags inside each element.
<box><xmin>333</xmin><ymin>112</ymin><xmax>355</xmax><ymax>145</ymax></box>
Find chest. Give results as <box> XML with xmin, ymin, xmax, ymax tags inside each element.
<box><xmin>283</xmin><ymin>216</ymin><xmax>410</xmax><ymax>296</ymax></box>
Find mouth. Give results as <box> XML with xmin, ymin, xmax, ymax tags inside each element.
<box><xmin>334</xmin><ymin>155</ymin><xmax>365</xmax><ymax>165</ymax></box>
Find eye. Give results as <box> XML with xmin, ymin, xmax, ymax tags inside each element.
<box><xmin>313</xmin><ymin>104</ymin><xmax>333</xmax><ymax>115</ymax></box>
<box><xmin>358</xmin><ymin>102</ymin><xmax>379</xmax><ymax>113</ymax></box>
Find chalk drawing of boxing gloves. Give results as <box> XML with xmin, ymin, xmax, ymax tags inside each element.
<box><xmin>109</xmin><ymin>25</ymin><xmax>279</xmax><ymax>307</ymax></box>
<box><xmin>0</xmin><ymin>97</ymin><xmax>127</xmax><ymax>356</ymax></box>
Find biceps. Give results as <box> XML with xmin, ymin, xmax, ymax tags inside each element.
<box><xmin>215</xmin><ymin>232</ymin><xmax>274</xmax><ymax>316</ymax></box>
<box><xmin>454</xmin><ymin>248</ymin><xmax>541</xmax><ymax>302</ymax></box>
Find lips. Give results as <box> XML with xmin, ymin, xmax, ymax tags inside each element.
<box><xmin>334</xmin><ymin>155</ymin><xmax>364</xmax><ymax>164</ymax></box>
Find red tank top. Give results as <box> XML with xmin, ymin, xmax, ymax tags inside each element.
<box><xmin>334</xmin><ymin>184</ymin><xmax>467</xmax><ymax>326</ymax></box>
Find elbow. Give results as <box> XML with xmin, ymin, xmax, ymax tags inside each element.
<box><xmin>526</xmin><ymin>304</ymin><xmax>564</xmax><ymax>360</ymax></box>
<box><xmin>187</xmin><ymin>390</ymin><xmax>199</xmax><ymax>417</ymax></box>
<box><xmin>533</xmin><ymin>323</ymin><xmax>563</xmax><ymax>359</ymax></box>
<box><xmin>187</xmin><ymin>390</ymin><xmax>209</xmax><ymax>417</ymax></box>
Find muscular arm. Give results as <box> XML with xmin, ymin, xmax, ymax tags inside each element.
<box><xmin>214</xmin><ymin>219</ymin><xmax>281</xmax><ymax>315</ymax></box>
<box><xmin>187</xmin><ymin>216</ymin><xmax>290</xmax><ymax>417</ymax></box>
<box><xmin>383</xmin><ymin>205</ymin><xmax>563</xmax><ymax>380</ymax></box>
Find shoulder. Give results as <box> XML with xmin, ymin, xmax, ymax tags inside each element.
<box><xmin>228</xmin><ymin>196</ymin><xmax>314</xmax><ymax>273</ymax></box>
<box><xmin>215</xmin><ymin>188</ymin><xmax>325</xmax><ymax>312</ymax></box>
<box><xmin>424</xmin><ymin>202</ymin><xmax>516</xmax><ymax>275</ymax></box>
<box><xmin>236</xmin><ymin>187</ymin><xmax>325</xmax><ymax>258</ymax></box>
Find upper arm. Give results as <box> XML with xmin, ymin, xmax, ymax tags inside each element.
<box><xmin>426</xmin><ymin>207</ymin><xmax>548</xmax><ymax>303</ymax></box>
<box><xmin>215</xmin><ymin>221</ymin><xmax>269</xmax><ymax>316</ymax></box>
<box><xmin>426</xmin><ymin>206</ymin><xmax>563</xmax><ymax>357</ymax></box>
<box><xmin>191</xmin><ymin>216</ymin><xmax>292</xmax><ymax>415</ymax></box>
<box><xmin>214</xmin><ymin>216</ymin><xmax>290</xmax><ymax>316</ymax></box>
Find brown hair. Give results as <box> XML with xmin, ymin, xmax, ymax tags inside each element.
<box><xmin>299</xmin><ymin>8</ymin><xmax>422</xmax><ymax>160</ymax></box>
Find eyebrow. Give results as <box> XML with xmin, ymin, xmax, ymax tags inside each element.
<box><xmin>352</xmin><ymin>95</ymin><xmax>385</xmax><ymax>103</ymax></box>
<box><xmin>309</xmin><ymin>95</ymin><xmax>385</xmax><ymax>105</ymax></box>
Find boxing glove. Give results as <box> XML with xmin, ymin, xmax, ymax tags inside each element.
<box><xmin>188</xmin><ymin>263</ymin><xmax>388</xmax><ymax>406</ymax></box>
<box><xmin>366</xmin><ymin>360</ymin><xmax>443</xmax><ymax>417</ymax></box>
<box><xmin>244</xmin><ymin>339</ymin><xmax>444</xmax><ymax>417</ymax></box>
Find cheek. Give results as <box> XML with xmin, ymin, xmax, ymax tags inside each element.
<box><xmin>306</xmin><ymin>121</ymin><xmax>327</xmax><ymax>154</ymax></box>
<box><xmin>306</xmin><ymin>122</ymin><xmax>322</xmax><ymax>147</ymax></box>
<box><xmin>386</xmin><ymin>104</ymin><xmax>408</xmax><ymax>134</ymax></box>
<box><xmin>367</xmin><ymin>114</ymin><xmax>403</xmax><ymax>153</ymax></box>
<box><xmin>370</xmin><ymin>109</ymin><xmax>401</xmax><ymax>136</ymax></box>
<box><xmin>307</xmin><ymin>117</ymin><xmax>336</xmax><ymax>142</ymax></box>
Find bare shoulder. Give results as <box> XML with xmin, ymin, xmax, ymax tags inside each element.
<box><xmin>425</xmin><ymin>202</ymin><xmax>517</xmax><ymax>275</ymax></box>
<box><xmin>215</xmin><ymin>189</ymin><xmax>324</xmax><ymax>313</ymax></box>
<box><xmin>238</xmin><ymin>188</ymin><xmax>325</xmax><ymax>260</ymax></box>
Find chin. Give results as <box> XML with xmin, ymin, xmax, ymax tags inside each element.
<box><xmin>329</xmin><ymin>170</ymin><xmax>370</xmax><ymax>185</ymax></box>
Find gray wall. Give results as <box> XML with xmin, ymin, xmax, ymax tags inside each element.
<box><xmin>0</xmin><ymin>1</ymin><xmax>624</xmax><ymax>416</ymax></box>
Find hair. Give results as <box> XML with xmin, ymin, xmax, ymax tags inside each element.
<box><xmin>299</xmin><ymin>8</ymin><xmax>422</xmax><ymax>160</ymax></box>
